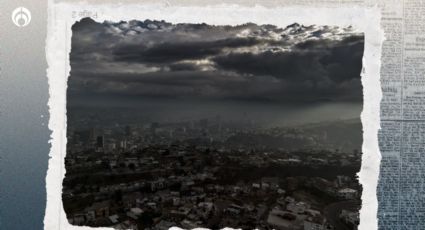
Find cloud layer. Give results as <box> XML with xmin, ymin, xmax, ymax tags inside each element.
<box><xmin>69</xmin><ymin>18</ymin><xmax>364</xmax><ymax>104</ymax></box>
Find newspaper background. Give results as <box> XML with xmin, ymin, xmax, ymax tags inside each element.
<box><xmin>272</xmin><ymin>1</ymin><xmax>425</xmax><ymax>229</ymax></box>
<box><xmin>45</xmin><ymin>0</ymin><xmax>419</xmax><ymax>229</ymax></box>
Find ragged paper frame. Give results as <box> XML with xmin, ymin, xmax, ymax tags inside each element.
<box><xmin>44</xmin><ymin>2</ymin><xmax>384</xmax><ymax>230</ymax></box>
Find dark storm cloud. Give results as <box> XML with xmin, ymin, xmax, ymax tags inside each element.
<box><xmin>212</xmin><ymin>36</ymin><xmax>364</xmax><ymax>100</ymax></box>
<box><xmin>113</xmin><ymin>37</ymin><xmax>262</xmax><ymax>63</ymax></box>
<box><xmin>168</xmin><ymin>62</ymin><xmax>203</xmax><ymax>71</ymax></box>
<box><xmin>214</xmin><ymin>36</ymin><xmax>363</xmax><ymax>80</ymax></box>
<box><xmin>69</xmin><ymin>18</ymin><xmax>364</xmax><ymax>103</ymax></box>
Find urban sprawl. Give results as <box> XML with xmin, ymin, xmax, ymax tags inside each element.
<box><xmin>64</xmin><ymin>118</ymin><xmax>361</xmax><ymax>230</ymax></box>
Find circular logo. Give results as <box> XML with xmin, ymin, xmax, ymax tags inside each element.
<box><xmin>12</xmin><ymin>7</ymin><xmax>31</xmax><ymax>27</ymax></box>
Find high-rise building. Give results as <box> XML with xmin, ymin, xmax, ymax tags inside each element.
<box><xmin>125</xmin><ymin>125</ymin><xmax>131</xmax><ymax>136</ymax></box>
<box><xmin>96</xmin><ymin>135</ymin><xmax>104</xmax><ymax>149</ymax></box>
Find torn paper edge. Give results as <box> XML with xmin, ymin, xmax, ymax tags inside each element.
<box><xmin>44</xmin><ymin>2</ymin><xmax>384</xmax><ymax>230</ymax></box>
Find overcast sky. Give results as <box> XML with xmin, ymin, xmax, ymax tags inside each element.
<box><xmin>68</xmin><ymin>18</ymin><xmax>364</xmax><ymax>124</ymax></box>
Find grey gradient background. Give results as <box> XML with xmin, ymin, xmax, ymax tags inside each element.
<box><xmin>0</xmin><ymin>1</ymin><xmax>49</xmax><ymax>229</ymax></box>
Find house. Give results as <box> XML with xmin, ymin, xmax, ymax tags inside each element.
<box><xmin>180</xmin><ymin>219</ymin><xmax>199</xmax><ymax>229</ymax></box>
<box><xmin>155</xmin><ymin>220</ymin><xmax>176</xmax><ymax>230</ymax></box>
<box><xmin>108</xmin><ymin>214</ymin><xmax>119</xmax><ymax>224</ymax></box>
<box><xmin>303</xmin><ymin>216</ymin><xmax>327</xmax><ymax>230</ymax></box>
<box><xmin>267</xmin><ymin>206</ymin><xmax>301</xmax><ymax>230</ymax></box>
<box><xmin>287</xmin><ymin>201</ymin><xmax>310</xmax><ymax>214</ymax></box>
<box><xmin>339</xmin><ymin>209</ymin><xmax>359</xmax><ymax>227</ymax></box>
<box><xmin>150</xmin><ymin>178</ymin><xmax>166</xmax><ymax>191</ymax></box>
<box><xmin>122</xmin><ymin>192</ymin><xmax>142</xmax><ymax>209</ymax></box>
<box><xmin>84</xmin><ymin>200</ymin><xmax>110</xmax><ymax>218</ymax></box>
<box><xmin>262</xmin><ymin>177</ymin><xmax>280</xmax><ymax>190</ymax></box>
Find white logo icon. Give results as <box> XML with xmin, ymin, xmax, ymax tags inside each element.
<box><xmin>12</xmin><ymin>7</ymin><xmax>31</xmax><ymax>27</ymax></box>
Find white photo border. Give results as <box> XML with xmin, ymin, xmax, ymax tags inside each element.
<box><xmin>45</xmin><ymin>2</ymin><xmax>384</xmax><ymax>230</ymax></box>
